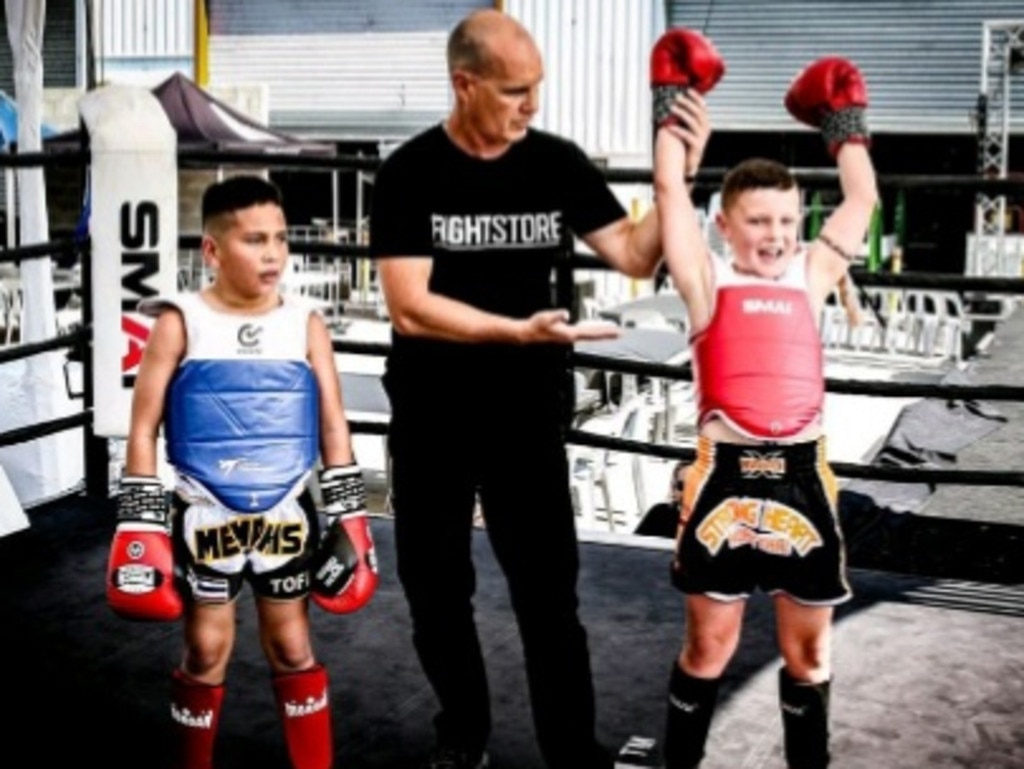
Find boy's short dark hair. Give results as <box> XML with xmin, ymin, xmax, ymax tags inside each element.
<box><xmin>720</xmin><ymin>158</ymin><xmax>796</xmax><ymax>211</ymax></box>
<box><xmin>201</xmin><ymin>175</ymin><xmax>283</xmax><ymax>227</ymax></box>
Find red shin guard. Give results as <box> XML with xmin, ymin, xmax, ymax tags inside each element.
<box><xmin>170</xmin><ymin>668</ymin><xmax>225</xmax><ymax>769</ymax></box>
<box><xmin>273</xmin><ymin>664</ymin><xmax>334</xmax><ymax>769</ymax></box>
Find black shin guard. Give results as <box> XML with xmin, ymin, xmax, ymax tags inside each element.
<box><xmin>779</xmin><ymin>668</ymin><xmax>831</xmax><ymax>769</ymax></box>
<box><xmin>663</xmin><ymin>665</ymin><xmax>720</xmax><ymax>769</ymax></box>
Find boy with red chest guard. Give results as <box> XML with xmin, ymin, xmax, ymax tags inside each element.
<box><xmin>651</xmin><ymin>31</ymin><xmax>879</xmax><ymax>769</ymax></box>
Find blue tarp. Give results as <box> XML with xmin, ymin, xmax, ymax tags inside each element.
<box><xmin>0</xmin><ymin>90</ymin><xmax>58</xmax><ymax>148</ymax></box>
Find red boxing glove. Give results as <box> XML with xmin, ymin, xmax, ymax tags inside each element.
<box><xmin>310</xmin><ymin>465</ymin><xmax>378</xmax><ymax>614</ymax></box>
<box><xmin>311</xmin><ymin>512</ymin><xmax>378</xmax><ymax>614</ymax></box>
<box><xmin>106</xmin><ymin>476</ymin><xmax>183</xmax><ymax>621</ymax></box>
<box><xmin>785</xmin><ymin>57</ymin><xmax>870</xmax><ymax>156</ymax></box>
<box><xmin>650</xmin><ymin>28</ymin><xmax>725</xmax><ymax>127</ymax></box>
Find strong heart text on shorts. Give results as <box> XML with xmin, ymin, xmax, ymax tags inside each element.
<box><xmin>696</xmin><ymin>497</ymin><xmax>823</xmax><ymax>558</ymax></box>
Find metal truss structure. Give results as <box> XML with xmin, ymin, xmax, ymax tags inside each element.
<box><xmin>972</xmin><ymin>20</ymin><xmax>1024</xmax><ymax>278</ymax></box>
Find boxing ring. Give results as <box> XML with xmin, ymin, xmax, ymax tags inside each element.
<box><xmin>1</xmin><ymin>97</ymin><xmax>1024</xmax><ymax>769</ymax></box>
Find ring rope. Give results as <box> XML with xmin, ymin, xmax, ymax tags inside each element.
<box><xmin>0</xmin><ymin>239</ymin><xmax>80</xmax><ymax>266</ymax></box>
<box><xmin>331</xmin><ymin>339</ymin><xmax>391</xmax><ymax>359</ymax></box>
<box><xmin>567</xmin><ymin>429</ymin><xmax>1024</xmax><ymax>488</ymax></box>
<box><xmin>567</xmin><ymin>252</ymin><xmax>1024</xmax><ymax>295</ymax></box>
<box><xmin>126</xmin><ymin>146</ymin><xmax>1024</xmax><ymax>196</ymax></box>
<box><xmin>346</xmin><ymin>420</ymin><xmax>389</xmax><ymax>437</ymax></box>
<box><xmin>182</xmin><ymin>231</ymin><xmax>1024</xmax><ymax>298</ymax></box>
<box><xmin>568</xmin><ymin>350</ymin><xmax>1024</xmax><ymax>402</ymax></box>
<box><xmin>177</xmin><ymin>149</ymin><xmax>381</xmax><ymax>172</ymax></box>
<box><xmin>0</xmin><ymin>149</ymin><xmax>87</xmax><ymax>170</ymax></box>
<box><xmin>0</xmin><ymin>326</ymin><xmax>85</xmax><ymax>365</ymax></box>
<box><xmin>602</xmin><ymin>166</ymin><xmax>1024</xmax><ymax>193</ymax></box>
<box><xmin>0</xmin><ymin>145</ymin><xmax>1020</xmax><ymax>498</ymax></box>
<box><xmin>0</xmin><ymin>411</ymin><xmax>91</xmax><ymax>449</ymax></box>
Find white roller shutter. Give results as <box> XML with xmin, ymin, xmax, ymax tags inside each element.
<box><xmin>208</xmin><ymin>0</ymin><xmax>489</xmax><ymax>141</ymax></box>
<box><xmin>667</xmin><ymin>0</ymin><xmax>1024</xmax><ymax>135</ymax></box>
<box><xmin>505</xmin><ymin>0</ymin><xmax>663</xmax><ymax>165</ymax></box>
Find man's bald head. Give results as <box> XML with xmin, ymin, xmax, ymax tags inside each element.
<box><xmin>447</xmin><ymin>9</ymin><xmax>536</xmax><ymax>77</ymax></box>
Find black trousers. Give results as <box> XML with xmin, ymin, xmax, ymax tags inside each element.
<box><xmin>388</xmin><ymin>399</ymin><xmax>609</xmax><ymax>769</ymax></box>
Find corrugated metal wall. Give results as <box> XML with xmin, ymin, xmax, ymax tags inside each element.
<box><xmin>0</xmin><ymin>0</ymin><xmax>78</xmax><ymax>93</ymax></box>
<box><xmin>208</xmin><ymin>0</ymin><xmax>488</xmax><ymax>140</ymax></box>
<box><xmin>667</xmin><ymin>0</ymin><xmax>1024</xmax><ymax>134</ymax></box>
<box><xmin>210</xmin><ymin>0</ymin><xmax>473</xmax><ymax>35</ymax></box>
<box><xmin>98</xmin><ymin>0</ymin><xmax>192</xmax><ymax>57</ymax></box>
<box><xmin>95</xmin><ymin>0</ymin><xmax>193</xmax><ymax>84</ymax></box>
<box><xmin>505</xmin><ymin>0</ymin><xmax>663</xmax><ymax>164</ymax></box>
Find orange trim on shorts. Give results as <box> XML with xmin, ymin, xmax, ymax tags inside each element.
<box><xmin>679</xmin><ymin>437</ymin><xmax>717</xmax><ymax>537</ymax></box>
<box><xmin>815</xmin><ymin>436</ymin><xmax>851</xmax><ymax>597</ymax></box>
<box><xmin>815</xmin><ymin>437</ymin><xmax>839</xmax><ymax>511</ymax></box>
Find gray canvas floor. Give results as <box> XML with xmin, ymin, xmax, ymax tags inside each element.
<box><xmin>2</xmin><ymin>499</ymin><xmax>1023</xmax><ymax>769</ymax></box>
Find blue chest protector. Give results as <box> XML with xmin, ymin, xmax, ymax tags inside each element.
<box><xmin>146</xmin><ymin>293</ymin><xmax>320</xmax><ymax>513</ymax></box>
<box><xmin>165</xmin><ymin>360</ymin><xmax>319</xmax><ymax>512</ymax></box>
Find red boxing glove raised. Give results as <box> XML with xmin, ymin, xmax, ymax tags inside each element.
<box><xmin>785</xmin><ymin>57</ymin><xmax>870</xmax><ymax>156</ymax></box>
<box><xmin>310</xmin><ymin>465</ymin><xmax>378</xmax><ymax>614</ymax></box>
<box><xmin>650</xmin><ymin>28</ymin><xmax>725</xmax><ymax>127</ymax></box>
<box><xmin>106</xmin><ymin>476</ymin><xmax>183</xmax><ymax>621</ymax></box>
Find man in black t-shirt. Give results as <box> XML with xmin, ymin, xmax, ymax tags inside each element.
<box><xmin>369</xmin><ymin>9</ymin><xmax>707</xmax><ymax>769</ymax></box>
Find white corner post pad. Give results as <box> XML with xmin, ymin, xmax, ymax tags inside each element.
<box><xmin>0</xmin><ymin>464</ymin><xmax>29</xmax><ymax>537</ymax></box>
<box><xmin>79</xmin><ymin>85</ymin><xmax>179</xmax><ymax>439</ymax></box>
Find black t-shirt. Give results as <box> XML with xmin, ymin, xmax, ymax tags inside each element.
<box><xmin>370</xmin><ymin>125</ymin><xmax>626</xmax><ymax>410</ymax></box>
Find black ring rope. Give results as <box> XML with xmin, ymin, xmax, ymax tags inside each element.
<box><xmin>333</xmin><ymin>336</ymin><xmax>1024</xmax><ymax>403</ymax></box>
<box><xmin>602</xmin><ymin>166</ymin><xmax>1024</xmax><ymax>193</ymax></box>
<box><xmin>9</xmin><ymin>146</ymin><xmax>1024</xmax><ymax>192</ymax></box>
<box><xmin>568</xmin><ymin>252</ymin><xmax>1024</xmax><ymax>295</ymax></box>
<box><xmin>847</xmin><ymin>269</ymin><xmax>1024</xmax><ymax>295</ymax></box>
<box><xmin>0</xmin><ymin>410</ymin><xmax>91</xmax><ymax>449</ymax></box>
<box><xmin>178</xmin><ymin>149</ymin><xmax>381</xmax><ymax>172</ymax></box>
<box><xmin>332</xmin><ymin>339</ymin><xmax>391</xmax><ymax>359</ymax></box>
<box><xmin>114</xmin><ymin>148</ymin><xmax>1024</xmax><ymax>195</ymax></box>
<box><xmin>566</xmin><ymin>429</ymin><xmax>1024</xmax><ymax>488</ymax></box>
<box><xmin>0</xmin><ymin>325</ymin><xmax>86</xmax><ymax>365</ymax></box>
<box><xmin>569</xmin><ymin>350</ymin><xmax>1024</xmax><ymax>401</ymax></box>
<box><xmin>0</xmin><ymin>239</ymin><xmax>80</xmax><ymax>265</ymax></box>
<box><xmin>347</xmin><ymin>420</ymin><xmax>389</xmax><ymax>437</ymax></box>
<box><xmin>183</xmin><ymin>225</ymin><xmax>1024</xmax><ymax>297</ymax></box>
<box><xmin>1</xmin><ymin>149</ymin><xmax>1021</xmax><ymax>492</ymax></box>
<box><xmin>0</xmin><ymin>148</ymin><xmax>87</xmax><ymax>169</ymax></box>
<box><xmin>332</xmin><ymin>335</ymin><xmax>1024</xmax><ymax>487</ymax></box>
<box><xmin>183</xmin><ymin>234</ymin><xmax>1024</xmax><ymax>299</ymax></box>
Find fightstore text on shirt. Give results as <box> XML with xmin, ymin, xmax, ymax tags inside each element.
<box><xmin>431</xmin><ymin>212</ymin><xmax>563</xmax><ymax>250</ymax></box>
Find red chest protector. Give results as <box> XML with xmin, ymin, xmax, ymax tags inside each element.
<box><xmin>692</xmin><ymin>253</ymin><xmax>823</xmax><ymax>439</ymax></box>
